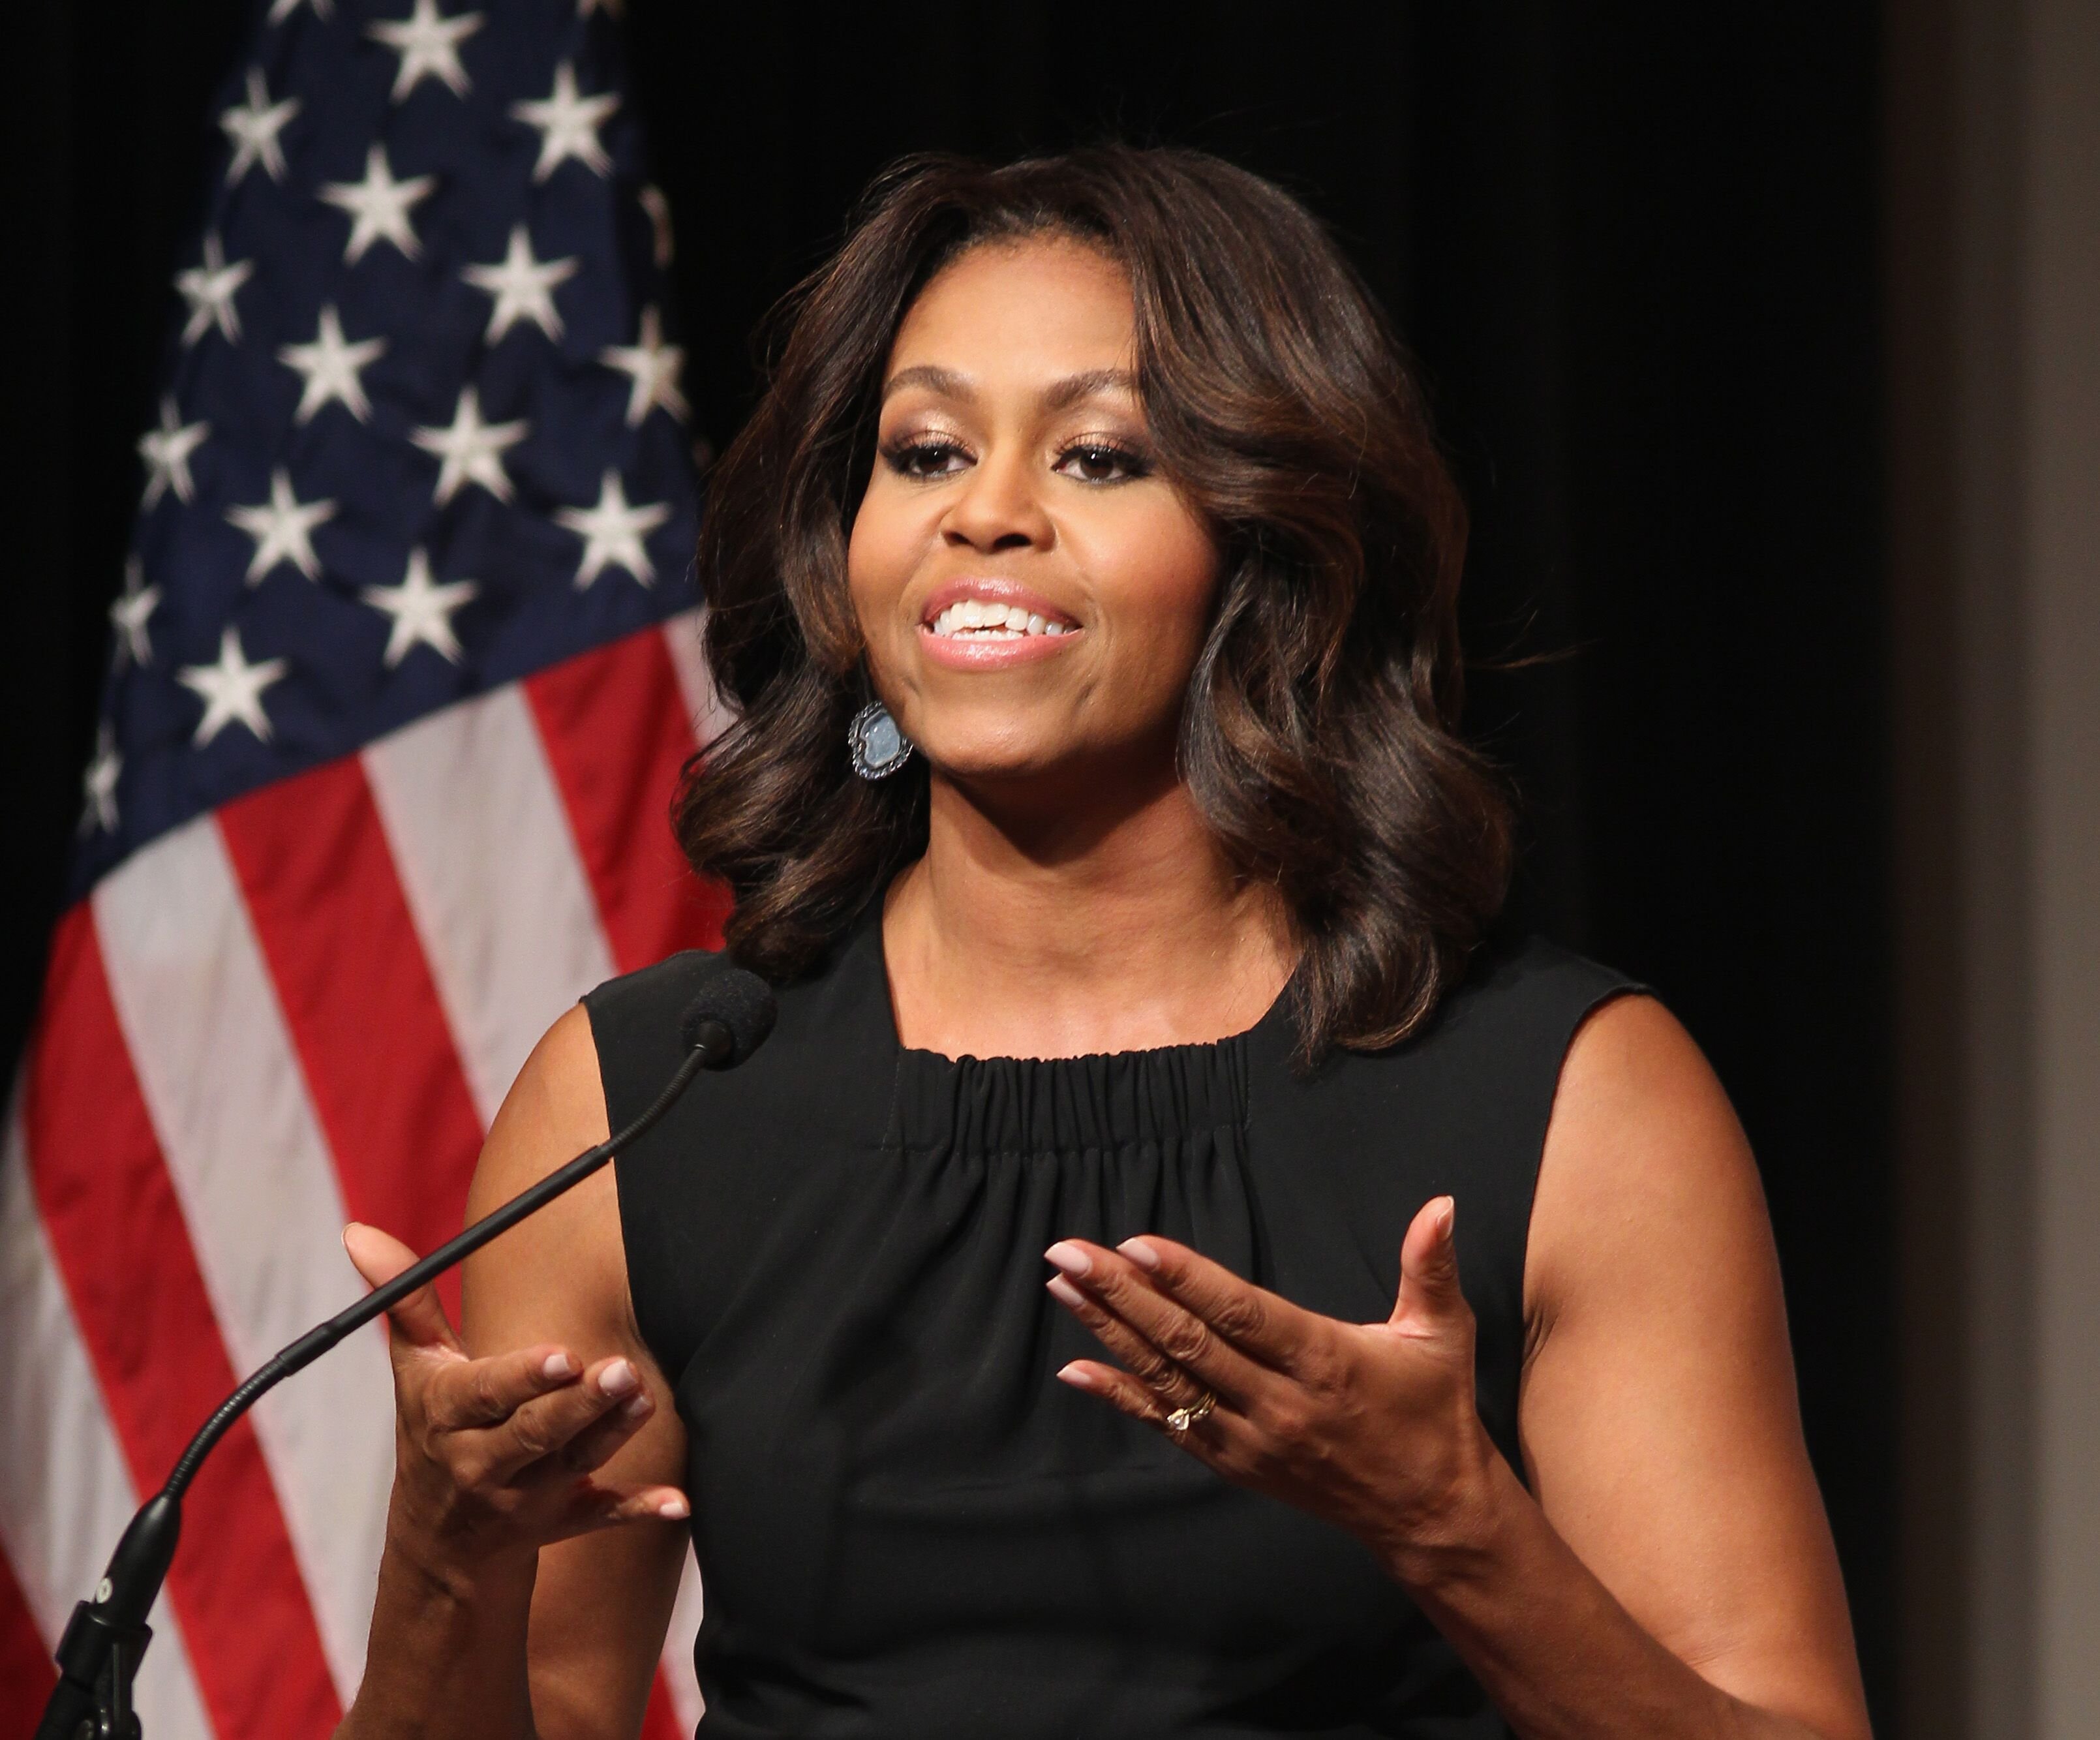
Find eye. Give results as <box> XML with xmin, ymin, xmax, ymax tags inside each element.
<box><xmin>882</xmin><ymin>437</ymin><xmax>971</xmax><ymax>480</ymax></box>
<box><xmin>1054</xmin><ymin>440</ymin><xmax>1150</xmax><ymax>484</ymax></box>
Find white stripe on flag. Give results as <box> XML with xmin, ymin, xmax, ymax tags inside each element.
<box><xmin>663</xmin><ymin>1553</ymin><xmax>706</xmax><ymax>1732</ymax></box>
<box><xmin>660</xmin><ymin>607</ymin><xmax>731</xmax><ymax>748</ymax></box>
<box><xmin>0</xmin><ymin>1099</ymin><xmax>216</xmax><ymax>1739</ymax></box>
<box><xmin>364</xmin><ymin>686</ymin><xmax>617</xmax><ymax>1129</ymax></box>
<box><xmin>92</xmin><ymin>822</ymin><xmax>394</xmax><ymax>1703</ymax></box>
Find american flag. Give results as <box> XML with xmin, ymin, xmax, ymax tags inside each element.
<box><xmin>0</xmin><ymin>1</ymin><xmax>727</xmax><ymax>1733</ymax></box>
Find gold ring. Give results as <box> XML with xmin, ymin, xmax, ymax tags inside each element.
<box><xmin>1164</xmin><ymin>1390</ymin><xmax>1217</xmax><ymax>1434</ymax></box>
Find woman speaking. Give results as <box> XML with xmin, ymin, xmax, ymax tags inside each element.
<box><xmin>339</xmin><ymin>147</ymin><xmax>1870</xmax><ymax>1740</ymax></box>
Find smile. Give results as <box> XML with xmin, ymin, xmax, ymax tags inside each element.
<box><xmin>926</xmin><ymin>600</ymin><xmax>1073</xmax><ymax>639</ymax></box>
<box><xmin>915</xmin><ymin>580</ymin><xmax>1083</xmax><ymax>668</ymax></box>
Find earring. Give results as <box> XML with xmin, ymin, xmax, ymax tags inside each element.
<box><xmin>847</xmin><ymin>699</ymin><xmax>914</xmax><ymax>780</ymax></box>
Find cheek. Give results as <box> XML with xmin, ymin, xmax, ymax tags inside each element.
<box><xmin>1087</xmin><ymin>496</ymin><xmax>1221</xmax><ymax>661</ymax></box>
<box><xmin>845</xmin><ymin>485</ymin><xmax>915</xmax><ymax>637</ymax></box>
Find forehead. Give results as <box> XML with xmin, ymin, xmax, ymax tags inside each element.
<box><xmin>885</xmin><ymin>235</ymin><xmax>1135</xmax><ymax>383</ymax></box>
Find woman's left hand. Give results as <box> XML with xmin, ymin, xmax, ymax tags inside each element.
<box><xmin>1044</xmin><ymin>1195</ymin><xmax>1500</xmax><ymax>1574</ymax></box>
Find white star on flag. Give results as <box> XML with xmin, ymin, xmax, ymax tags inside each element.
<box><xmin>361</xmin><ymin>548</ymin><xmax>478</xmax><ymax>666</ymax></box>
<box><xmin>175</xmin><ymin>234</ymin><xmax>255</xmax><ymax>346</ymax></box>
<box><xmin>367</xmin><ymin>0</ymin><xmax>485</xmax><ymax>102</ymax></box>
<box><xmin>320</xmin><ymin>144</ymin><xmax>437</xmax><ymax>264</ymax></box>
<box><xmin>412</xmin><ymin>386</ymin><xmax>529</xmax><ymax>504</ymax></box>
<box><xmin>463</xmin><ymin>225</ymin><xmax>580</xmax><ymax>343</ymax></box>
<box><xmin>80</xmin><ymin>724</ymin><xmax>121</xmax><ymax>834</ymax></box>
<box><xmin>110</xmin><ymin>557</ymin><xmax>160</xmax><ymax>667</ymax></box>
<box><xmin>600</xmin><ymin>306</ymin><xmax>686</xmax><ymax>426</ymax></box>
<box><xmin>177</xmin><ymin>625</ymin><xmax>290</xmax><ymax>746</ymax></box>
<box><xmin>556</xmin><ymin>470</ymin><xmax>671</xmax><ymax>587</ymax></box>
<box><xmin>278</xmin><ymin>304</ymin><xmax>387</xmax><ymax>423</ymax></box>
<box><xmin>219</xmin><ymin>67</ymin><xmax>299</xmax><ymax>185</ymax></box>
<box><xmin>268</xmin><ymin>0</ymin><xmax>333</xmax><ymax>19</ymax></box>
<box><xmin>138</xmin><ymin>399</ymin><xmax>209</xmax><ymax>509</ymax></box>
<box><xmin>226</xmin><ymin>467</ymin><xmax>337</xmax><ymax>583</ymax></box>
<box><xmin>510</xmin><ymin>61</ymin><xmax>618</xmax><ymax>182</ymax></box>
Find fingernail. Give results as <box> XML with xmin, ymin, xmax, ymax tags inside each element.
<box><xmin>1437</xmin><ymin>1197</ymin><xmax>1456</xmax><ymax>1237</ymax></box>
<box><xmin>656</xmin><ymin>1495</ymin><xmax>690</xmax><ymax>1519</ymax></box>
<box><xmin>1044</xmin><ymin>1241</ymin><xmax>1091</xmax><ymax>1279</ymax></box>
<box><xmin>1117</xmin><ymin>1238</ymin><xmax>1161</xmax><ymax>1271</ymax></box>
<box><xmin>1045</xmin><ymin>1275</ymin><xmax>1088</xmax><ymax>1311</ymax></box>
<box><xmin>541</xmin><ymin>1351</ymin><xmax>578</xmax><ymax>1381</ymax></box>
<box><xmin>1056</xmin><ymin>1362</ymin><xmax>1099</xmax><ymax>1391</ymax></box>
<box><xmin>621</xmin><ymin>1392</ymin><xmax>652</xmax><ymax>1419</ymax></box>
<box><xmin>598</xmin><ymin>1358</ymin><xmax>638</xmax><ymax>1398</ymax></box>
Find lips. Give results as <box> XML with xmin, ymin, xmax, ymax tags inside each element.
<box><xmin>917</xmin><ymin>577</ymin><xmax>1080</xmax><ymax>633</ymax></box>
<box><xmin>913</xmin><ymin>577</ymin><xmax>1084</xmax><ymax>671</ymax></box>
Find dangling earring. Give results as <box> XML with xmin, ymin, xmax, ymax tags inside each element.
<box><xmin>847</xmin><ymin>699</ymin><xmax>914</xmax><ymax>780</ymax></box>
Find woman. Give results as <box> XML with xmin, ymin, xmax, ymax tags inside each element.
<box><xmin>341</xmin><ymin>148</ymin><xmax>1870</xmax><ymax>1740</ymax></box>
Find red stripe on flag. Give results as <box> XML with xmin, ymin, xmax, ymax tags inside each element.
<box><xmin>0</xmin><ymin>1544</ymin><xmax>55</xmax><ymax>1730</ymax></box>
<box><xmin>641</xmin><ymin>1668</ymin><xmax>686</xmax><ymax>1740</ymax></box>
<box><xmin>525</xmin><ymin>627</ymin><xmax>730</xmax><ymax>973</ymax></box>
<box><xmin>219</xmin><ymin>757</ymin><xmax>487</xmax><ymax>1322</ymax></box>
<box><xmin>23</xmin><ymin>907</ymin><xmax>342</xmax><ymax>1737</ymax></box>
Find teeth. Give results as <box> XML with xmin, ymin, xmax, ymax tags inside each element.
<box><xmin>927</xmin><ymin>600</ymin><xmax>1077</xmax><ymax>639</ymax></box>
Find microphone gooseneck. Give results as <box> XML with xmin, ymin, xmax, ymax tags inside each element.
<box><xmin>36</xmin><ymin>968</ymin><xmax>776</xmax><ymax>1740</ymax></box>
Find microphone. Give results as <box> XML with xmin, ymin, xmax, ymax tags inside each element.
<box><xmin>36</xmin><ymin>968</ymin><xmax>776</xmax><ymax>1740</ymax></box>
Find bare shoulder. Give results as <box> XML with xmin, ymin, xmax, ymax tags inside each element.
<box><xmin>468</xmin><ymin>1004</ymin><xmax>611</xmax><ymax>1211</ymax></box>
<box><xmin>459</xmin><ymin>1003</ymin><xmax>630</xmax><ymax>1360</ymax></box>
<box><xmin>1523</xmin><ymin>992</ymin><xmax>1778</xmax><ymax>1347</ymax></box>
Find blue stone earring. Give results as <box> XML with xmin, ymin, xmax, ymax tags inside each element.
<box><xmin>847</xmin><ymin>699</ymin><xmax>914</xmax><ymax>780</ymax></box>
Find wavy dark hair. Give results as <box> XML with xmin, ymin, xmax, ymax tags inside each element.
<box><xmin>675</xmin><ymin>144</ymin><xmax>1511</xmax><ymax>1056</ymax></box>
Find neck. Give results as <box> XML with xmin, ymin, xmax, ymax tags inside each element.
<box><xmin>881</xmin><ymin>759</ymin><xmax>1296</xmax><ymax>1059</ymax></box>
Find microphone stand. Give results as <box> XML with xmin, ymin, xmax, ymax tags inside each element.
<box><xmin>35</xmin><ymin>1028</ymin><xmax>723</xmax><ymax>1740</ymax></box>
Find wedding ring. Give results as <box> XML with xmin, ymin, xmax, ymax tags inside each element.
<box><xmin>1164</xmin><ymin>1390</ymin><xmax>1217</xmax><ymax>1434</ymax></box>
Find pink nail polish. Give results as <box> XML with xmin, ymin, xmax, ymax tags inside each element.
<box><xmin>1056</xmin><ymin>1363</ymin><xmax>1098</xmax><ymax>1391</ymax></box>
<box><xmin>621</xmin><ymin>1392</ymin><xmax>652</xmax><ymax>1419</ymax></box>
<box><xmin>541</xmin><ymin>1351</ymin><xmax>578</xmax><ymax>1381</ymax></box>
<box><xmin>1045</xmin><ymin>1275</ymin><xmax>1088</xmax><ymax>1311</ymax></box>
<box><xmin>598</xmin><ymin>1358</ymin><xmax>638</xmax><ymax>1397</ymax></box>
<box><xmin>1117</xmin><ymin>1238</ymin><xmax>1161</xmax><ymax>1271</ymax></box>
<box><xmin>657</xmin><ymin>1495</ymin><xmax>689</xmax><ymax>1519</ymax></box>
<box><xmin>1044</xmin><ymin>1242</ymin><xmax>1091</xmax><ymax>1279</ymax></box>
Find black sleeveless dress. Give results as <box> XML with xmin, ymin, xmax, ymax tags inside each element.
<box><xmin>585</xmin><ymin>913</ymin><xmax>1636</xmax><ymax>1739</ymax></box>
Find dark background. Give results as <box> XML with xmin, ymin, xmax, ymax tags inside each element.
<box><xmin>12</xmin><ymin>1</ymin><xmax>1891</xmax><ymax>1722</ymax></box>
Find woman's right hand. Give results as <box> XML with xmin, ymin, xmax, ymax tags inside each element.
<box><xmin>343</xmin><ymin>1221</ymin><xmax>689</xmax><ymax>1583</ymax></box>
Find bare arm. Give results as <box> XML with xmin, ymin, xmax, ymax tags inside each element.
<box><xmin>338</xmin><ymin>1005</ymin><xmax>689</xmax><ymax>1740</ymax></box>
<box><xmin>1388</xmin><ymin>994</ymin><xmax>1868</xmax><ymax>1738</ymax></box>
<box><xmin>1045</xmin><ymin>996</ymin><xmax>1870</xmax><ymax>1740</ymax></box>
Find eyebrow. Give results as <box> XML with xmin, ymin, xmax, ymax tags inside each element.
<box><xmin>879</xmin><ymin>365</ymin><xmax>1138</xmax><ymax>409</ymax></box>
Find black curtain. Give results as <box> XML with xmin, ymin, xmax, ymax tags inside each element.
<box><xmin>12</xmin><ymin>1</ymin><xmax>1891</xmax><ymax>1723</ymax></box>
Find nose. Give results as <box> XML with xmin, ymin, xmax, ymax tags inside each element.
<box><xmin>939</xmin><ymin>448</ymin><xmax>1053</xmax><ymax>554</ymax></box>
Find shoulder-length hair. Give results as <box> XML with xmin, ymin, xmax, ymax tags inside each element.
<box><xmin>675</xmin><ymin>144</ymin><xmax>1511</xmax><ymax>1057</ymax></box>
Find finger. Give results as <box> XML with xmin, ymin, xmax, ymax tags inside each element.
<box><xmin>473</xmin><ymin>1356</ymin><xmax>647</xmax><ymax>1484</ymax></box>
<box><xmin>1045</xmin><ymin>1242</ymin><xmax>1284</xmax><ymax>1399</ymax></box>
<box><xmin>551</xmin><ymin>1480</ymin><xmax>691</xmax><ymax>1543</ymax></box>
<box><xmin>1046</xmin><ymin>1274</ymin><xmax>1218</xmax><ymax>1412</ymax></box>
<box><xmin>1097</xmin><ymin>1237</ymin><xmax>1324</xmax><ymax>1373</ymax></box>
<box><xmin>1391</xmin><ymin>1195</ymin><xmax>1467</xmax><ymax>1332</ymax></box>
<box><xmin>1057</xmin><ymin>1358</ymin><xmax>1224</xmax><ymax>1450</ymax></box>
<box><xmin>535</xmin><ymin>1380</ymin><xmax>658</xmax><ymax>1478</ymax></box>
<box><xmin>424</xmin><ymin>1343</ymin><xmax>583</xmax><ymax>1431</ymax></box>
<box><xmin>344</xmin><ymin>1221</ymin><xmax>463</xmax><ymax>1359</ymax></box>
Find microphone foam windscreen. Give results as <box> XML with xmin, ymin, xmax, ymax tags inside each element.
<box><xmin>679</xmin><ymin>968</ymin><xmax>778</xmax><ymax>1067</ymax></box>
